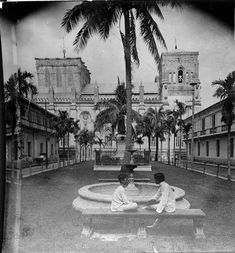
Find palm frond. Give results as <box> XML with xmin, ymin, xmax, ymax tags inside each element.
<box><xmin>138</xmin><ymin>8</ymin><xmax>166</xmax><ymax>64</ymax></box>
<box><xmin>130</xmin><ymin>10</ymin><xmax>139</xmax><ymax>67</ymax></box>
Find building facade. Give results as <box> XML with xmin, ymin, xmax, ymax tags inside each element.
<box><xmin>183</xmin><ymin>101</ymin><xmax>235</xmax><ymax>165</ymax></box>
<box><xmin>6</xmin><ymin>98</ymin><xmax>58</xmax><ymax>169</ymax></box>
<box><xmin>34</xmin><ymin>48</ymin><xmax>201</xmax><ymax>161</ymax></box>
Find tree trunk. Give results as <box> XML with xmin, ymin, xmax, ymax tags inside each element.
<box><xmin>11</xmin><ymin>128</ymin><xmax>15</xmax><ymax>181</ymax></box>
<box><xmin>173</xmin><ymin>133</ymin><xmax>176</xmax><ymax>166</ymax></box>
<box><xmin>67</xmin><ymin>132</ymin><xmax>70</xmax><ymax>165</ymax></box>
<box><xmin>123</xmin><ymin>10</ymin><xmax>132</xmax><ymax>165</ymax></box>
<box><xmin>155</xmin><ymin>135</ymin><xmax>159</xmax><ymax>161</ymax></box>
<box><xmin>160</xmin><ymin>140</ymin><xmax>163</xmax><ymax>162</ymax></box>
<box><xmin>167</xmin><ymin>131</ymin><xmax>171</xmax><ymax>165</ymax></box>
<box><xmin>63</xmin><ymin>136</ymin><xmax>65</xmax><ymax>166</ymax></box>
<box><xmin>227</xmin><ymin>126</ymin><xmax>231</xmax><ymax>181</ymax></box>
<box><xmin>148</xmin><ymin>136</ymin><xmax>151</xmax><ymax>152</ymax></box>
<box><xmin>179</xmin><ymin>116</ymin><xmax>182</xmax><ymax>166</ymax></box>
<box><xmin>185</xmin><ymin>136</ymin><xmax>188</xmax><ymax>169</ymax></box>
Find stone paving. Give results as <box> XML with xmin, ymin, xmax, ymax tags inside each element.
<box><xmin>3</xmin><ymin>161</ymin><xmax>235</xmax><ymax>253</ymax></box>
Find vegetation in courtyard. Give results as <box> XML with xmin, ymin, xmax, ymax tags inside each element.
<box><xmin>94</xmin><ymin>83</ymin><xmax>127</xmax><ymax>135</ymax></box>
<box><xmin>181</xmin><ymin>121</ymin><xmax>192</xmax><ymax>169</ymax></box>
<box><xmin>76</xmin><ymin>129</ymin><xmax>95</xmax><ymax>161</ymax></box>
<box><xmin>53</xmin><ymin>111</ymin><xmax>80</xmax><ymax>166</ymax></box>
<box><xmin>61</xmin><ymin>0</ymin><xmax>180</xmax><ymax>164</ymax></box>
<box><xmin>175</xmin><ymin>100</ymin><xmax>186</xmax><ymax>166</ymax></box>
<box><xmin>212</xmin><ymin>70</ymin><xmax>235</xmax><ymax>181</ymax></box>
<box><xmin>4</xmin><ymin>68</ymin><xmax>37</xmax><ymax>180</ymax></box>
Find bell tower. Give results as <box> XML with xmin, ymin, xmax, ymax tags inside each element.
<box><xmin>159</xmin><ymin>48</ymin><xmax>201</xmax><ymax>114</ymax></box>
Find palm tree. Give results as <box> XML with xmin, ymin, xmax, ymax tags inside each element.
<box><xmin>212</xmin><ymin>71</ymin><xmax>235</xmax><ymax>181</ymax></box>
<box><xmin>182</xmin><ymin>121</ymin><xmax>192</xmax><ymax>169</ymax></box>
<box><xmin>4</xmin><ymin>69</ymin><xmax>37</xmax><ymax>180</ymax></box>
<box><xmin>175</xmin><ymin>100</ymin><xmax>186</xmax><ymax>166</ymax></box>
<box><xmin>135</xmin><ymin>114</ymin><xmax>153</xmax><ymax>152</ymax></box>
<box><xmin>146</xmin><ymin>107</ymin><xmax>165</xmax><ymax>161</ymax></box>
<box><xmin>77</xmin><ymin>129</ymin><xmax>95</xmax><ymax>161</ymax></box>
<box><xmin>171</xmin><ymin>109</ymin><xmax>180</xmax><ymax>166</ymax></box>
<box><xmin>94</xmin><ymin>84</ymin><xmax>126</xmax><ymax>135</ymax></box>
<box><xmin>61</xmin><ymin>0</ymin><xmax>180</xmax><ymax>163</ymax></box>
<box><xmin>53</xmin><ymin>111</ymin><xmax>70</xmax><ymax>166</ymax></box>
<box><xmin>66</xmin><ymin>118</ymin><xmax>80</xmax><ymax>164</ymax></box>
<box><xmin>164</xmin><ymin>109</ymin><xmax>174</xmax><ymax>165</ymax></box>
<box><xmin>94</xmin><ymin>136</ymin><xmax>105</xmax><ymax>150</ymax></box>
<box><xmin>135</xmin><ymin>136</ymin><xmax>144</xmax><ymax>151</ymax></box>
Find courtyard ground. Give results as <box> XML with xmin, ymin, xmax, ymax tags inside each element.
<box><xmin>2</xmin><ymin>161</ymin><xmax>235</xmax><ymax>253</ymax></box>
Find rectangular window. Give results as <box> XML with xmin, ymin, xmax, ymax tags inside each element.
<box><xmin>206</xmin><ymin>141</ymin><xmax>209</xmax><ymax>156</ymax></box>
<box><xmin>230</xmin><ymin>138</ymin><xmax>234</xmax><ymax>157</ymax></box>
<box><xmin>51</xmin><ymin>144</ymin><xmax>54</xmax><ymax>155</ymax></box>
<box><xmin>189</xmin><ymin>142</ymin><xmax>191</xmax><ymax>155</ymax></box>
<box><xmin>216</xmin><ymin>140</ymin><xmax>220</xmax><ymax>157</ymax></box>
<box><xmin>201</xmin><ymin>118</ymin><xmax>205</xmax><ymax>130</ymax></box>
<box><xmin>197</xmin><ymin>142</ymin><xmax>200</xmax><ymax>156</ymax></box>
<box><xmin>27</xmin><ymin>142</ymin><xmax>31</xmax><ymax>156</ymax></box>
<box><xmin>40</xmin><ymin>143</ymin><xmax>43</xmax><ymax>153</ymax></box>
<box><xmin>212</xmin><ymin>114</ymin><xmax>216</xmax><ymax>128</ymax></box>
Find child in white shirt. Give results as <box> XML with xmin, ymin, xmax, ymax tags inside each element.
<box><xmin>147</xmin><ymin>172</ymin><xmax>176</xmax><ymax>213</ymax></box>
<box><xmin>145</xmin><ymin>172</ymin><xmax>176</xmax><ymax>228</ymax></box>
<box><xmin>111</xmin><ymin>174</ymin><xmax>138</xmax><ymax>211</ymax></box>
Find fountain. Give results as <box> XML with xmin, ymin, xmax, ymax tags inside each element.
<box><xmin>73</xmin><ymin>143</ymin><xmax>190</xmax><ymax>212</ymax></box>
<box><xmin>73</xmin><ymin>182</ymin><xmax>190</xmax><ymax>211</ymax></box>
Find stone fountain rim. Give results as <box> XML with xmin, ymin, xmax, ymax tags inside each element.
<box><xmin>78</xmin><ymin>182</ymin><xmax>185</xmax><ymax>203</ymax></box>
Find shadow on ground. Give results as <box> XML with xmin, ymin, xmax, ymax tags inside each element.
<box><xmin>3</xmin><ymin>161</ymin><xmax>235</xmax><ymax>253</ymax></box>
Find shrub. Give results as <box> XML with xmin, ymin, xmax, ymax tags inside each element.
<box><xmin>101</xmin><ymin>155</ymin><xmax>118</xmax><ymax>165</ymax></box>
<box><xmin>133</xmin><ymin>154</ymin><xmax>145</xmax><ymax>164</ymax></box>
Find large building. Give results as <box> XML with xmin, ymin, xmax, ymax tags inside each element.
<box><xmin>183</xmin><ymin>100</ymin><xmax>235</xmax><ymax>165</ymax></box>
<box><xmin>6</xmin><ymin>98</ymin><xmax>58</xmax><ymax>171</ymax></box>
<box><xmin>34</xmin><ymin>47</ymin><xmax>201</xmax><ymax>161</ymax></box>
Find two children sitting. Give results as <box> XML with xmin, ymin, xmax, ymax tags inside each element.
<box><xmin>111</xmin><ymin>172</ymin><xmax>176</xmax><ymax>214</ymax></box>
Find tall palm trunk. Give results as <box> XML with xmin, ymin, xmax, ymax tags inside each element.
<box><xmin>67</xmin><ymin>132</ymin><xmax>70</xmax><ymax>165</ymax></box>
<box><xmin>160</xmin><ymin>140</ymin><xmax>163</xmax><ymax>162</ymax></box>
<box><xmin>167</xmin><ymin>131</ymin><xmax>171</xmax><ymax>165</ymax></box>
<box><xmin>11</xmin><ymin>128</ymin><xmax>16</xmax><ymax>181</ymax></box>
<box><xmin>227</xmin><ymin>125</ymin><xmax>231</xmax><ymax>181</ymax></box>
<box><xmin>179</xmin><ymin>116</ymin><xmax>182</xmax><ymax>166</ymax></box>
<box><xmin>185</xmin><ymin>136</ymin><xmax>188</xmax><ymax>169</ymax></box>
<box><xmin>148</xmin><ymin>136</ymin><xmax>151</xmax><ymax>152</ymax></box>
<box><xmin>173</xmin><ymin>133</ymin><xmax>176</xmax><ymax>166</ymax></box>
<box><xmin>155</xmin><ymin>135</ymin><xmax>159</xmax><ymax>161</ymax></box>
<box><xmin>63</xmin><ymin>136</ymin><xmax>65</xmax><ymax>166</ymax></box>
<box><xmin>123</xmin><ymin>10</ymin><xmax>132</xmax><ymax>165</ymax></box>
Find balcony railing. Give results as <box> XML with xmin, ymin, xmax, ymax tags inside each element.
<box><xmin>222</xmin><ymin>125</ymin><xmax>228</xmax><ymax>131</ymax></box>
<box><xmin>200</xmin><ymin>130</ymin><xmax>206</xmax><ymax>136</ymax></box>
<box><xmin>210</xmin><ymin>127</ymin><xmax>217</xmax><ymax>134</ymax></box>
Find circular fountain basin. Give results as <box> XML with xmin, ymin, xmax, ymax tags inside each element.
<box><xmin>73</xmin><ymin>182</ymin><xmax>190</xmax><ymax>211</ymax></box>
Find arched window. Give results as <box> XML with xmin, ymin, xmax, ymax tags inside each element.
<box><xmin>173</xmin><ymin>72</ymin><xmax>176</xmax><ymax>83</ymax></box>
<box><xmin>68</xmin><ymin>68</ymin><xmax>73</xmax><ymax>87</ymax></box>
<box><xmin>56</xmin><ymin>68</ymin><xmax>62</xmax><ymax>87</ymax></box>
<box><xmin>186</xmin><ymin>72</ymin><xmax>189</xmax><ymax>83</ymax></box>
<box><xmin>168</xmin><ymin>72</ymin><xmax>172</xmax><ymax>83</ymax></box>
<box><xmin>178</xmin><ymin>69</ymin><xmax>183</xmax><ymax>83</ymax></box>
<box><xmin>45</xmin><ymin>68</ymin><xmax>50</xmax><ymax>87</ymax></box>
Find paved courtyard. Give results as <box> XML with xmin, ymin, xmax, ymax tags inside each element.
<box><xmin>3</xmin><ymin>161</ymin><xmax>235</xmax><ymax>253</ymax></box>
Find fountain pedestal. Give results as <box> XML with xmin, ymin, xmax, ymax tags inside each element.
<box><xmin>124</xmin><ymin>163</ymin><xmax>139</xmax><ymax>196</ymax></box>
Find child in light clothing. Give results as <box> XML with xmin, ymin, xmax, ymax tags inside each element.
<box><xmin>111</xmin><ymin>174</ymin><xmax>138</xmax><ymax>211</ymax></box>
<box><xmin>146</xmin><ymin>172</ymin><xmax>176</xmax><ymax>213</ymax></box>
<box><xmin>145</xmin><ymin>172</ymin><xmax>176</xmax><ymax>228</ymax></box>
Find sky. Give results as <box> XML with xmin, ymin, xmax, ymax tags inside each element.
<box><xmin>3</xmin><ymin>1</ymin><xmax>235</xmax><ymax>109</ymax></box>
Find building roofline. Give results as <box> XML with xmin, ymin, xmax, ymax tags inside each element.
<box><xmin>161</xmin><ymin>51</ymin><xmax>199</xmax><ymax>56</ymax></box>
<box><xmin>185</xmin><ymin>100</ymin><xmax>223</xmax><ymax>120</ymax></box>
<box><xmin>20</xmin><ymin>97</ymin><xmax>57</xmax><ymax>117</ymax></box>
